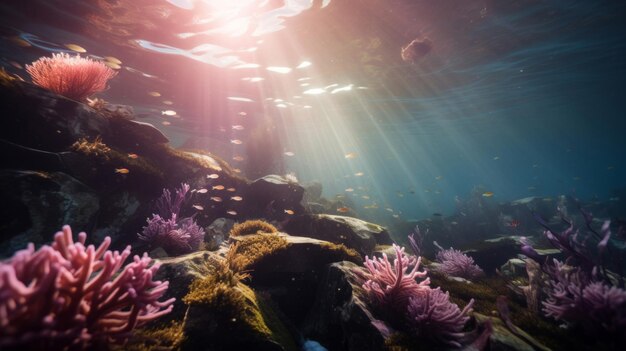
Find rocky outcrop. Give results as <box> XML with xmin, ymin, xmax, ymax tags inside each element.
<box><xmin>0</xmin><ymin>170</ymin><xmax>99</xmax><ymax>257</ymax></box>
<box><xmin>302</xmin><ymin>261</ymin><xmax>387</xmax><ymax>351</ymax></box>
<box><xmin>283</xmin><ymin>214</ymin><xmax>393</xmax><ymax>257</ymax></box>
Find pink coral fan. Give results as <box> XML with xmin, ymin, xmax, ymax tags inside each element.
<box><xmin>434</xmin><ymin>241</ymin><xmax>484</xmax><ymax>280</ymax></box>
<box><xmin>25</xmin><ymin>53</ymin><xmax>117</xmax><ymax>101</ymax></box>
<box><xmin>0</xmin><ymin>225</ymin><xmax>174</xmax><ymax>349</ymax></box>
<box><xmin>407</xmin><ymin>288</ymin><xmax>474</xmax><ymax>348</ymax></box>
<box><xmin>362</xmin><ymin>244</ymin><xmax>430</xmax><ymax>316</ymax></box>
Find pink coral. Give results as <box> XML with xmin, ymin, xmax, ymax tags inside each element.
<box><xmin>362</xmin><ymin>244</ymin><xmax>430</xmax><ymax>315</ymax></box>
<box><xmin>0</xmin><ymin>225</ymin><xmax>174</xmax><ymax>349</ymax></box>
<box><xmin>25</xmin><ymin>53</ymin><xmax>117</xmax><ymax>101</ymax></box>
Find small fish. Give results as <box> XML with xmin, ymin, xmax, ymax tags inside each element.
<box><xmin>210</xmin><ymin>196</ymin><xmax>223</xmax><ymax>202</ymax></box>
<box><xmin>212</xmin><ymin>185</ymin><xmax>225</xmax><ymax>190</ymax></box>
<box><xmin>361</xmin><ymin>195</ymin><xmax>370</xmax><ymax>199</ymax></box>
<box><xmin>392</xmin><ymin>214</ymin><xmax>400</xmax><ymax>218</ymax></box>
<box><xmin>435</xmin><ymin>176</ymin><xmax>443</xmax><ymax>180</ymax></box>
<box><xmin>493</xmin><ymin>156</ymin><xmax>500</xmax><ymax>160</ymax></box>
<box><xmin>345</xmin><ymin>188</ymin><xmax>354</xmax><ymax>192</ymax></box>
<box><xmin>508</xmin><ymin>220</ymin><xmax>521</xmax><ymax>228</ymax></box>
<box><xmin>482</xmin><ymin>191</ymin><xmax>494</xmax><ymax>197</ymax></box>
<box><xmin>104</xmin><ymin>56</ymin><xmax>122</xmax><ymax>64</ymax></box>
<box><xmin>238</xmin><ymin>111</ymin><xmax>247</xmax><ymax>116</ymax></box>
<box><xmin>162</xmin><ymin>110</ymin><xmax>177</xmax><ymax>116</ymax></box>
<box><xmin>65</xmin><ymin>43</ymin><xmax>87</xmax><ymax>53</ymax></box>
<box><xmin>103</xmin><ymin>61</ymin><xmax>121</xmax><ymax>70</ymax></box>
<box><xmin>148</xmin><ymin>91</ymin><xmax>161</xmax><ymax>97</ymax></box>
<box><xmin>284</xmin><ymin>151</ymin><xmax>295</xmax><ymax>156</ymax></box>
<box><xmin>162</xmin><ymin>100</ymin><xmax>174</xmax><ymax>105</ymax></box>
<box><xmin>127</xmin><ymin>153</ymin><xmax>138</xmax><ymax>159</ymax></box>
<box><xmin>162</xmin><ymin>121</ymin><xmax>171</xmax><ymax>126</ymax></box>
<box><xmin>532</xmin><ymin>164</ymin><xmax>539</xmax><ymax>168</ymax></box>
<box><xmin>231</xmin><ymin>196</ymin><xmax>243</xmax><ymax>201</ymax></box>
<box><xmin>233</xmin><ymin>168</ymin><xmax>241</xmax><ymax>173</ymax></box>
<box><xmin>196</xmin><ymin>188</ymin><xmax>208</xmax><ymax>194</ymax></box>
<box><xmin>284</xmin><ymin>209</ymin><xmax>295</xmax><ymax>215</ymax></box>
<box><xmin>115</xmin><ymin>168</ymin><xmax>129</xmax><ymax>174</ymax></box>
<box><xmin>9</xmin><ymin>36</ymin><xmax>31</xmax><ymax>47</ymax></box>
<box><xmin>207</xmin><ymin>173</ymin><xmax>220</xmax><ymax>179</ymax></box>
<box><xmin>432</xmin><ymin>213</ymin><xmax>442</xmax><ymax>217</ymax></box>
<box><xmin>192</xmin><ymin>205</ymin><xmax>204</xmax><ymax>211</ymax></box>
<box><xmin>385</xmin><ymin>208</ymin><xmax>393</xmax><ymax>212</ymax></box>
<box><xmin>226</xmin><ymin>187</ymin><xmax>236</xmax><ymax>192</ymax></box>
<box><xmin>345</xmin><ymin>152</ymin><xmax>357</xmax><ymax>159</ymax></box>
<box><xmin>232</xmin><ymin>125</ymin><xmax>244</xmax><ymax>130</ymax></box>
<box><xmin>354</xmin><ymin>172</ymin><xmax>364</xmax><ymax>177</ymax></box>
<box><xmin>227</xmin><ymin>210</ymin><xmax>238</xmax><ymax>215</ymax></box>
<box><xmin>337</xmin><ymin>207</ymin><xmax>350</xmax><ymax>213</ymax></box>
<box><xmin>233</xmin><ymin>155</ymin><xmax>244</xmax><ymax>162</ymax></box>
<box><xmin>231</xmin><ymin>139</ymin><xmax>243</xmax><ymax>145</ymax></box>
<box><xmin>9</xmin><ymin>61</ymin><xmax>22</xmax><ymax>69</ymax></box>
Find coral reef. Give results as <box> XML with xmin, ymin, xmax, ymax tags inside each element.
<box><xmin>0</xmin><ymin>225</ymin><xmax>174</xmax><ymax>349</ymax></box>
<box><xmin>26</xmin><ymin>53</ymin><xmax>117</xmax><ymax>101</ymax></box>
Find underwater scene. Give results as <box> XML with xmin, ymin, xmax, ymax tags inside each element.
<box><xmin>1</xmin><ymin>0</ymin><xmax>626</xmax><ymax>350</ymax></box>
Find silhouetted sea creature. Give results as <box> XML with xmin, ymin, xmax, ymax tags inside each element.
<box><xmin>401</xmin><ymin>38</ymin><xmax>433</xmax><ymax>64</ymax></box>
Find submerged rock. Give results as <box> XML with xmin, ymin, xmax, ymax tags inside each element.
<box><xmin>283</xmin><ymin>214</ymin><xmax>393</xmax><ymax>257</ymax></box>
<box><xmin>302</xmin><ymin>261</ymin><xmax>387</xmax><ymax>351</ymax></box>
<box><xmin>0</xmin><ymin>170</ymin><xmax>99</xmax><ymax>257</ymax></box>
<box><xmin>245</xmin><ymin>175</ymin><xmax>306</xmax><ymax>220</ymax></box>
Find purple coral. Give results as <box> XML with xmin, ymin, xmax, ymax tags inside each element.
<box><xmin>155</xmin><ymin>183</ymin><xmax>191</xmax><ymax>219</ymax></box>
<box><xmin>407</xmin><ymin>288</ymin><xmax>474</xmax><ymax>348</ymax></box>
<box><xmin>542</xmin><ymin>259</ymin><xmax>626</xmax><ymax>335</ymax></box>
<box><xmin>434</xmin><ymin>241</ymin><xmax>484</xmax><ymax>279</ymax></box>
<box><xmin>139</xmin><ymin>183</ymin><xmax>204</xmax><ymax>255</ymax></box>
<box><xmin>0</xmin><ymin>225</ymin><xmax>174</xmax><ymax>349</ymax></box>
<box><xmin>361</xmin><ymin>245</ymin><xmax>474</xmax><ymax>347</ymax></box>
<box><xmin>362</xmin><ymin>244</ymin><xmax>430</xmax><ymax>315</ymax></box>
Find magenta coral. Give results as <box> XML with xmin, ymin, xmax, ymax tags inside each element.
<box><xmin>407</xmin><ymin>288</ymin><xmax>474</xmax><ymax>348</ymax></box>
<box><xmin>25</xmin><ymin>53</ymin><xmax>117</xmax><ymax>101</ymax></box>
<box><xmin>434</xmin><ymin>241</ymin><xmax>484</xmax><ymax>279</ymax></box>
<box><xmin>0</xmin><ymin>225</ymin><xmax>174</xmax><ymax>349</ymax></box>
<box><xmin>362</xmin><ymin>244</ymin><xmax>430</xmax><ymax>315</ymax></box>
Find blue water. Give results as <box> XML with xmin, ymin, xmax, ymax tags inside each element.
<box><xmin>1</xmin><ymin>0</ymin><xmax>625</xmax><ymax>226</ymax></box>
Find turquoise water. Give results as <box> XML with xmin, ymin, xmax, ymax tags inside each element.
<box><xmin>1</xmin><ymin>0</ymin><xmax>625</xmax><ymax>225</ymax></box>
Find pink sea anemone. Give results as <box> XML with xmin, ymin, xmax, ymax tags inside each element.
<box><xmin>25</xmin><ymin>53</ymin><xmax>117</xmax><ymax>101</ymax></box>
